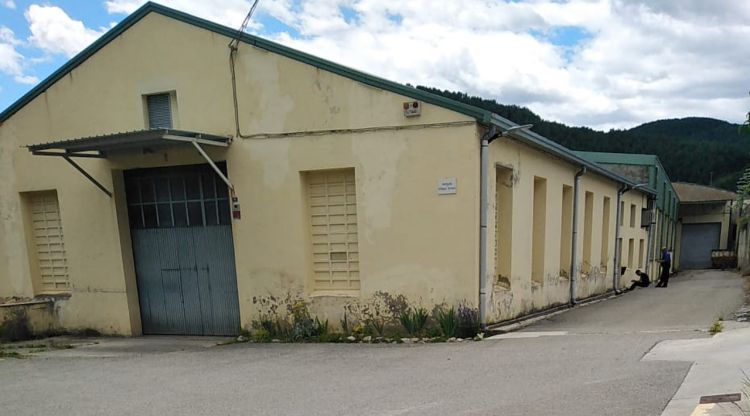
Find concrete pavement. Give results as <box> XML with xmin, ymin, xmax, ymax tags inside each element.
<box><xmin>645</xmin><ymin>325</ymin><xmax>750</xmax><ymax>416</ymax></box>
<box><xmin>0</xmin><ymin>269</ymin><xmax>745</xmax><ymax>416</ymax></box>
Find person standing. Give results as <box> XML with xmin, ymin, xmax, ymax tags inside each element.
<box><xmin>655</xmin><ymin>247</ymin><xmax>671</xmax><ymax>287</ymax></box>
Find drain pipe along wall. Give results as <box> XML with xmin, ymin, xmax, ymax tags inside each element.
<box><xmin>570</xmin><ymin>167</ymin><xmax>587</xmax><ymax>304</ymax></box>
<box><xmin>479</xmin><ymin>126</ymin><xmax>500</xmax><ymax>328</ymax></box>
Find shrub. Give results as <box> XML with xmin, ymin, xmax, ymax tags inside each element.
<box><xmin>0</xmin><ymin>308</ymin><xmax>32</xmax><ymax>342</ymax></box>
<box><xmin>399</xmin><ymin>307</ymin><xmax>429</xmax><ymax>336</ymax></box>
<box><xmin>456</xmin><ymin>303</ymin><xmax>479</xmax><ymax>338</ymax></box>
<box><xmin>367</xmin><ymin>318</ymin><xmax>386</xmax><ymax>337</ymax></box>
<box><xmin>252</xmin><ymin>328</ymin><xmax>271</xmax><ymax>343</ymax></box>
<box><xmin>435</xmin><ymin>306</ymin><xmax>458</xmax><ymax>338</ymax></box>
<box><xmin>314</xmin><ymin>317</ymin><xmax>329</xmax><ymax>336</ymax></box>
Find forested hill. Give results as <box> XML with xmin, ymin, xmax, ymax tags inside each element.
<box><xmin>417</xmin><ymin>86</ymin><xmax>750</xmax><ymax>191</ymax></box>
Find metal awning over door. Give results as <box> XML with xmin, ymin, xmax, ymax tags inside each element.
<box><xmin>26</xmin><ymin>129</ymin><xmax>233</xmax><ymax>197</ymax></box>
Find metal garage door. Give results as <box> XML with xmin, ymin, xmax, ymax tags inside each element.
<box><xmin>679</xmin><ymin>223</ymin><xmax>721</xmax><ymax>269</ymax></box>
<box><xmin>125</xmin><ymin>163</ymin><xmax>240</xmax><ymax>336</ymax></box>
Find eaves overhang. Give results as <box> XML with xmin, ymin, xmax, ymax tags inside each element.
<box><xmin>489</xmin><ymin>114</ymin><xmax>656</xmax><ymax>195</ymax></box>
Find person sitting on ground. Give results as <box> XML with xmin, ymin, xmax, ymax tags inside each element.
<box><xmin>627</xmin><ymin>269</ymin><xmax>650</xmax><ymax>291</ymax></box>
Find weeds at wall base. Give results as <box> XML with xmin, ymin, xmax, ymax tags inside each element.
<box><xmin>243</xmin><ymin>293</ymin><xmax>481</xmax><ymax>344</ymax></box>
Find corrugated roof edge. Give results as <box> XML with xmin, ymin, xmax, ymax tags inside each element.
<box><xmin>573</xmin><ymin>151</ymin><xmax>675</xmax><ymax>197</ymax></box>
<box><xmin>0</xmin><ymin>2</ymin><xmax>648</xmax><ymax>193</ymax></box>
<box><xmin>0</xmin><ymin>1</ymin><xmax>492</xmax><ymax>124</ymax></box>
<box><xmin>490</xmin><ymin>114</ymin><xmax>654</xmax><ymax>193</ymax></box>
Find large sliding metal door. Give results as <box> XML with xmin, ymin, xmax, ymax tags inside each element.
<box><xmin>679</xmin><ymin>222</ymin><xmax>721</xmax><ymax>269</ymax></box>
<box><xmin>125</xmin><ymin>163</ymin><xmax>240</xmax><ymax>336</ymax></box>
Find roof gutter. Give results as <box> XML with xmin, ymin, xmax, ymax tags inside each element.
<box><xmin>488</xmin><ymin>114</ymin><xmax>653</xmax><ymax>193</ymax></box>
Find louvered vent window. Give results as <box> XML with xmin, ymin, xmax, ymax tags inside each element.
<box><xmin>146</xmin><ymin>93</ymin><xmax>173</xmax><ymax>129</ymax></box>
<box><xmin>306</xmin><ymin>169</ymin><xmax>359</xmax><ymax>291</ymax></box>
<box><xmin>28</xmin><ymin>191</ymin><xmax>70</xmax><ymax>292</ymax></box>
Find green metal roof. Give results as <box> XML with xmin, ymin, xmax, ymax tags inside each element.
<box><xmin>574</xmin><ymin>151</ymin><xmax>679</xmax><ymax>217</ymax></box>
<box><xmin>574</xmin><ymin>151</ymin><xmax>659</xmax><ymax>167</ymax></box>
<box><xmin>1</xmin><ymin>2</ymin><xmax>649</xmax><ymax>191</ymax></box>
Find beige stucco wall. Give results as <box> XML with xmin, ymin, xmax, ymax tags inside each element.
<box><xmin>485</xmin><ymin>138</ymin><xmax>650</xmax><ymax>322</ymax></box>
<box><xmin>0</xmin><ymin>12</ymin><xmax>482</xmax><ymax>334</ymax></box>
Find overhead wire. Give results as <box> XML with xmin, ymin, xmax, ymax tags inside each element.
<box><xmin>228</xmin><ymin>0</ymin><xmax>261</xmax><ymax>139</ymax></box>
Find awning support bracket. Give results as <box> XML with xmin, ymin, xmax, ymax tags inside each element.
<box><xmin>61</xmin><ymin>155</ymin><xmax>113</xmax><ymax>198</ymax></box>
<box><xmin>188</xmin><ymin>140</ymin><xmax>234</xmax><ymax>191</ymax></box>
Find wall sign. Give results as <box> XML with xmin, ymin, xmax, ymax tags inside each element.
<box><xmin>437</xmin><ymin>177</ymin><xmax>457</xmax><ymax>195</ymax></box>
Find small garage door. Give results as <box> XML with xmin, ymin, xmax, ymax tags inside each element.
<box><xmin>679</xmin><ymin>223</ymin><xmax>721</xmax><ymax>269</ymax></box>
<box><xmin>125</xmin><ymin>163</ymin><xmax>240</xmax><ymax>336</ymax></box>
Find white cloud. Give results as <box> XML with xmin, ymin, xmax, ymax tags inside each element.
<box><xmin>0</xmin><ymin>26</ymin><xmax>38</xmax><ymax>85</ymax></box>
<box><xmin>4</xmin><ymin>1</ymin><xmax>16</xmax><ymax>10</ymax></box>
<box><xmin>88</xmin><ymin>1</ymin><xmax>750</xmax><ymax>128</ymax></box>
<box><xmin>105</xmin><ymin>0</ymin><xmax>260</xmax><ymax>29</ymax></box>
<box><xmin>25</xmin><ymin>5</ymin><xmax>108</xmax><ymax>57</ymax></box>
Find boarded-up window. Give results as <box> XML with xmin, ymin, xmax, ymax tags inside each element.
<box><xmin>582</xmin><ymin>191</ymin><xmax>594</xmax><ymax>273</ymax></box>
<box><xmin>601</xmin><ymin>196</ymin><xmax>611</xmax><ymax>270</ymax></box>
<box><xmin>495</xmin><ymin>166</ymin><xmax>514</xmax><ymax>288</ymax></box>
<box><xmin>29</xmin><ymin>191</ymin><xmax>70</xmax><ymax>292</ymax></box>
<box><xmin>531</xmin><ymin>177</ymin><xmax>547</xmax><ymax>285</ymax></box>
<box><xmin>559</xmin><ymin>185</ymin><xmax>573</xmax><ymax>278</ymax></box>
<box><xmin>307</xmin><ymin>169</ymin><xmax>359</xmax><ymax>291</ymax></box>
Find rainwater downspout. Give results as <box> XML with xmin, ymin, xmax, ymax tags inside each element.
<box><xmin>479</xmin><ymin>126</ymin><xmax>499</xmax><ymax>329</ymax></box>
<box><xmin>570</xmin><ymin>166</ymin><xmax>587</xmax><ymax>305</ymax></box>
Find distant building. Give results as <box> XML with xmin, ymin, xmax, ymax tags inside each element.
<box><xmin>673</xmin><ymin>182</ymin><xmax>737</xmax><ymax>269</ymax></box>
<box><xmin>0</xmin><ymin>3</ymin><xmax>651</xmax><ymax>335</ymax></box>
<box><xmin>575</xmin><ymin>152</ymin><xmax>678</xmax><ymax>275</ymax></box>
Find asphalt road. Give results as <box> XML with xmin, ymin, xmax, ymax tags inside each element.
<box><xmin>0</xmin><ymin>270</ymin><xmax>745</xmax><ymax>416</ymax></box>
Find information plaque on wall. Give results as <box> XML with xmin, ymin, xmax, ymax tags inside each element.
<box><xmin>437</xmin><ymin>177</ymin><xmax>457</xmax><ymax>195</ymax></box>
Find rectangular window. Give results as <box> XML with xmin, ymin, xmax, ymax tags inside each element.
<box><xmin>583</xmin><ymin>191</ymin><xmax>594</xmax><ymax>273</ymax></box>
<box><xmin>27</xmin><ymin>191</ymin><xmax>70</xmax><ymax>292</ymax></box>
<box><xmin>630</xmin><ymin>204</ymin><xmax>636</xmax><ymax>228</ymax></box>
<box><xmin>495</xmin><ymin>166</ymin><xmax>514</xmax><ymax>289</ymax></box>
<box><xmin>628</xmin><ymin>238</ymin><xmax>634</xmax><ymax>269</ymax></box>
<box><xmin>307</xmin><ymin>169</ymin><xmax>359</xmax><ymax>291</ymax></box>
<box><xmin>620</xmin><ymin>201</ymin><xmax>625</xmax><ymax>226</ymax></box>
<box><xmin>638</xmin><ymin>239</ymin><xmax>645</xmax><ymax>268</ymax></box>
<box><xmin>146</xmin><ymin>93</ymin><xmax>173</xmax><ymax>129</ymax></box>
<box><xmin>618</xmin><ymin>238</ymin><xmax>623</xmax><ymax>269</ymax></box>
<box><xmin>125</xmin><ymin>163</ymin><xmax>231</xmax><ymax>229</ymax></box>
<box><xmin>559</xmin><ymin>185</ymin><xmax>573</xmax><ymax>278</ymax></box>
<box><xmin>532</xmin><ymin>177</ymin><xmax>547</xmax><ymax>285</ymax></box>
<box><xmin>601</xmin><ymin>196</ymin><xmax>611</xmax><ymax>271</ymax></box>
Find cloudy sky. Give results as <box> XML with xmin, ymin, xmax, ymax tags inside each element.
<box><xmin>1</xmin><ymin>0</ymin><xmax>749</xmax><ymax>130</ymax></box>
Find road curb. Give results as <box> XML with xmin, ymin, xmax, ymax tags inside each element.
<box><xmin>485</xmin><ymin>290</ymin><xmax>622</xmax><ymax>335</ymax></box>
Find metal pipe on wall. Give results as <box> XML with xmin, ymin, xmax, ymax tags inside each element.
<box><xmin>478</xmin><ymin>126</ymin><xmax>498</xmax><ymax>329</ymax></box>
<box><xmin>570</xmin><ymin>167</ymin><xmax>587</xmax><ymax>305</ymax></box>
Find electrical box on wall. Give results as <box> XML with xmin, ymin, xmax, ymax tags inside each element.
<box><xmin>403</xmin><ymin>101</ymin><xmax>421</xmax><ymax>117</ymax></box>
